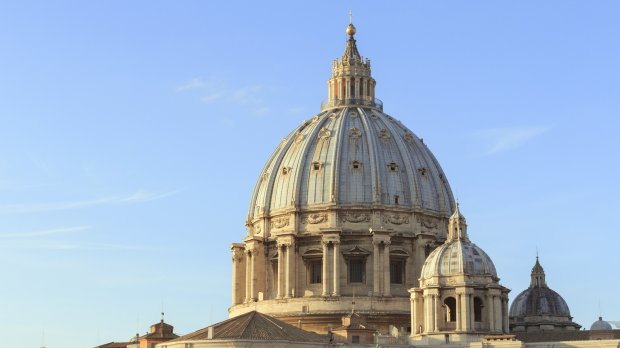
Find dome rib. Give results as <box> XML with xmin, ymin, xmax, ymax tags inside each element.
<box><xmin>379</xmin><ymin>111</ymin><xmax>421</xmax><ymax>208</ymax></box>
<box><xmin>357</xmin><ymin>108</ymin><xmax>382</xmax><ymax>204</ymax></box>
<box><xmin>329</xmin><ymin>109</ymin><xmax>347</xmax><ymax>205</ymax></box>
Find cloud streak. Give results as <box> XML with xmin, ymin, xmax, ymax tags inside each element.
<box><xmin>0</xmin><ymin>189</ymin><xmax>181</xmax><ymax>214</ymax></box>
<box><xmin>475</xmin><ymin>126</ymin><xmax>553</xmax><ymax>155</ymax></box>
<box><xmin>0</xmin><ymin>225</ymin><xmax>93</xmax><ymax>238</ymax></box>
<box><xmin>176</xmin><ymin>78</ymin><xmax>206</xmax><ymax>92</ymax></box>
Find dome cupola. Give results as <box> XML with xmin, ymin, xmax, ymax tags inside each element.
<box><xmin>509</xmin><ymin>257</ymin><xmax>581</xmax><ymax>332</ymax></box>
<box><xmin>590</xmin><ymin>317</ymin><xmax>613</xmax><ymax>331</ymax></box>
<box><xmin>420</xmin><ymin>204</ymin><xmax>497</xmax><ymax>281</ymax></box>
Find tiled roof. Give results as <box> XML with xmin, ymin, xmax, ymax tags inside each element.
<box><xmin>94</xmin><ymin>342</ymin><xmax>131</xmax><ymax>348</ymax></box>
<box><xmin>169</xmin><ymin>311</ymin><xmax>327</xmax><ymax>343</ymax></box>
<box><xmin>514</xmin><ymin>330</ymin><xmax>620</xmax><ymax>342</ymax></box>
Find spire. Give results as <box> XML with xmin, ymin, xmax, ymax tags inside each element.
<box><xmin>447</xmin><ymin>200</ymin><xmax>468</xmax><ymax>241</ymax></box>
<box><xmin>529</xmin><ymin>256</ymin><xmax>547</xmax><ymax>288</ymax></box>
<box><xmin>323</xmin><ymin>14</ymin><xmax>380</xmax><ymax>111</ymax></box>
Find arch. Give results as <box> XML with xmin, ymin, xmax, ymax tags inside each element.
<box><xmin>444</xmin><ymin>297</ymin><xmax>457</xmax><ymax>322</ymax></box>
<box><xmin>474</xmin><ymin>297</ymin><xmax>483</xmax><ymax>322</ymax></box>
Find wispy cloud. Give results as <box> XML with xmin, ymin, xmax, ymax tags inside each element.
<box><xmin>0</xmin><ymin>189</ymin><xmax>181</xmax><ymax>214</ymax></box>
<box><xmin>1</xmin><ymin>240</ymin><xmax>155</xmax><ymax>251</ymax></box>
<box><xmin>0</xmin><ymin>225</ymin><xmax>93</xmax><ymax>238</ymax></box>
<box><xmin>474</xmin><ymin>126</ymin><xmax>553</xmax><ymax>155</ymax></box>
<box><xmin>176</xmin><ymin>78</ymin><xmax>206</xmax><ymax>92</ymax></box>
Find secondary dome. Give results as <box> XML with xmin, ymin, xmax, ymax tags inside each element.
<box><xmin>420</xmin><ymin>204</ymin><xmax>497</xmax><ymax>280</ymax></box>
<box><xmin>509</xmin><ymin>257</ymin><xmax>581</xmax><ymax>332</ymax></box>
<box><xmin>509</xmin><ymin>258</ymin><xmax>571</xmax><ymax>318</ymax></box>
<box><xmin>591</xmin><ymin>317</ymin><xmax>613</xmax><ymax>330</ymax></box>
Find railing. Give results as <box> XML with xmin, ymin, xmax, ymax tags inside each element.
<box><xmin>320</xmin><ymin>97</ymin><xmax>383</xmax><ymax>111</ymax></box>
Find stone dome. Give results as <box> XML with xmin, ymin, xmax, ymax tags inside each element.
<box><xmin>509</xmin><ymin>258</ymin><xmax>572</xmax><ymax>319</ymax></box>
<box><xmin>246</xmin><ymin>107</ymin><xmax>455</xmax><ymax>227</ymax></box>
<box><xmin>231</xmin><ymin>21</ymin><xmax>456</xmax><ymax>335</ymax></box>
<box><xmin>591</xmin><ymin>317</ymin><xmax>613</xmax><ymax>330</ymax></box>
<box><xmin>420</xmin><ymin>205</ymin><xmax>497</xmax><ymax>280</ymax></box>
<box><xmin>509</xmin><ymin>286</ymin><xmax>571</xmax><ymax>318</ymax></box>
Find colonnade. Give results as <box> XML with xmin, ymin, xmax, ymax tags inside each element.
<box><xmin>409</xmin><ymin>288</ymin><xmax>509</xmax><ymax>336</ymax></box>
<box><xmin>328</xmin><ymin>76</ymin><xmax>375</xmax><ymax>102</ymax></box>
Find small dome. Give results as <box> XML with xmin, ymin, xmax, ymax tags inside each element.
<box><xmin>420</xmin><ymin>237</ymin><xmax>497</xmax><ymax>280</ymax></box>
<box><xmin>591</xmin><ymin>317</ymin><xmax>613</xmax><ymax>330</ymax></box>
<box><xmin>509</xmin><ymin>286</ymin><xmax>571</xmax><ymax>318</ymax></box>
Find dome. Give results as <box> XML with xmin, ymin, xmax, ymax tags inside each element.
<box><xmin>420</xmin><ymin>239</ymin><xmax>497</xmax><ymax>279</ymax></box>
<box><xmin>231</xmin><ymin>20</ymin><xmax>456</xmax><ymax>335</ymax></box>
<box><xmin>509</xmin><ymin>286</ymin><xmax>571</xmax><ymax>318</ymax></box>
<box><xmin>420</xmin><ymin>205</ymin><xmax>497</xmax><ymax>280</ymax></box>
<box><xmin>509</xmin><ymin>258</ymin><xmax>573</xmax><ymax>319</ymax></box>
<box><xmin>591</xmin><ymin>317</ymin><xmax>613</xmax><ymax>330</ymax></box>
<box><xmin>246</xmin><ymin>107</ymin><xmax>455</xmax><ymax>224</ymax></box>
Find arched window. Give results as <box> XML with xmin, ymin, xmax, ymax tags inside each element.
<box><xmin>444</xmin><ymin>297</ymin><xmax>457</xmax><ymax>322</ymax></box>
<box><xmin>474</xmin><ymin>297</ymin><xmax>483</xmax><ymax>322</ymax></box>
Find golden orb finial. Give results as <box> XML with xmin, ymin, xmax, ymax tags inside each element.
<box><xmin>346</xmin><ymin>23</ymin><xmax>356</xmax><ymax>36</ymax></box>
<box><xmin>346</xmin><ymin>10</ymin><xmax>356</xmax><ymax>36</ymax></box>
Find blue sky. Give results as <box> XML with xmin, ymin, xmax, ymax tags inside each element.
<box><xmin>1</xmin><ymin>1</ymin><xmax>619</xmax><ymax>347</ymax></box>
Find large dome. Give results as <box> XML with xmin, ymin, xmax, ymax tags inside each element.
<box><xmin>230</xmin><ymin>21</ymin><xmax>457</xmax><ymax>335</ymax></box>
<box><xmin>246</xmin><ymin>106</ymin><xmax>455</xmax><ymax>226</ymax></box>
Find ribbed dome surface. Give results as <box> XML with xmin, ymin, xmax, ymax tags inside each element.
<box><xmin>591</xmin><ymin>317</ymin><xmax>613</xmax><ymax>330</ymax></box>
<box><xmin>247</xmin><ymin>107</ymin><xmax>455</xmax><ymax>221</ymax></box>
<box><xmin>420</xmin><ymin>239</ymin><xmax>497</xmax><ymax>280</ymax></box>
<box><xmin>509</xmin><ymin>287</ymin><xmax>571</xmax><ymax>318</ymax></box>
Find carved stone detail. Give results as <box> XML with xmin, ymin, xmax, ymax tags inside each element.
<box><xmin>416</xmin><ymin>216</ymin><xmax>438</xmax><ymax>229</ymax></box>
<box><xmin>318</xmin><ymin>127</ymin><xmax>331</xmax><ymax>140</ymax></box>
<box><xmin>341</xmin><ymin>212</ymin><xmax>371</xmax><ymax>223</ymax></box>
<box><xmin>404</xmin><ymin>133</ymin><xmax>414</xmax><ymax>143</ymax></box>
<box><xmin>382</xmin><ymin>213</ymin><xmax>410</xmax><ymax>225</ymax></box>
<box><xmin>378</xmin><ymin>128</ymin><xmax>390</xmax><ymax>139</ymax></box>
<box><xmin>271</xmin><ymin>217</ymin><xmax>290</xmax><ymax>229</ymax></box>
<box><xmin>349</xmin><ymin>127</ymin><xmax>362</xmax><ymax>139</ymax></box>
<box><xmin>295</xmin><ymin>133</ymin><xmax>305</xmax><ymax>143</ymax></box>
<box><xmin>302</xmin><ymin>213</ymin><xmax>328</xmax><ymax>225</ymax></box>
<box><xmin>254</xmin><ymin>224</ymin><xmax>262</xmax><ymax>234</ymax></box>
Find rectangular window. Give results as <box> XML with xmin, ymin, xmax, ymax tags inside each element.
<box><xmin>310</xmin><ymin>260</ymin><xmax>322</xmax><ymax>284</ymax></box>
<box><xmin>349</xmin><ymin>259</ymin><xmax>365</xmax><ymax>283</ymax></box>
<box><xmin>352</xmin><ymin>336</ymin><xmax>360</xmax><ymax>343</ymax></box>
<box><xmin>390</xmin><ymin>260</ymin><xmax>404</xmax><ymax>284</ymax></box>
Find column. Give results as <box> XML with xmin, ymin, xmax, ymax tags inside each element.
<box><xmin>423</xmin><ymin>294</ymin><xmax>429</xmax><ymax>333</ymax></box>
<box><xmin>231</xmin><ymin>254</ymin><xmax>239</xmax><ymax>305</ymax></box>
<box><xmin>332</xmin><ymin>241</ymin><xmax>340</xmax><ymax>296</ymax></box>
<box><xmin>488</xmin><ymin>295</ymin><xmax>495</xmax><ymax>331</ymax></box>
<box><xmin>469</xmin><ymin>294</ymin><xmax>475</xmax><ymax>330</ymax></box>
<box><xmin>345</xmin><ymin>78</ymin><xmax>350</xmax><ymax>99</ymax></box>
<box><xmin>340</xmin><ymin>78</ymin><xmax>345</xmax><ymax>100</ymax></box>
<box><xmin>362</xmin><ymin>78</ymin><xmax>368</xmax><ymax>100</ymax></box>
<box><xmin>383</xmin><ymin>243</ymin><xmax>391</xmax><ymax>296</ymax></box>
<box><xmin>244</xmin><ymin>250</ymin><xmax>251</xmax><ymax>302</ymax></box>
<box><xmin>411</xmin><ymin>296</ymin><xmax>417</xmax><ymax>336</ymax></box>
<box><xmin>277</xmin><ymin>245</ymin><xmax>284</xmax><ymax>298</ymax></box>
<box><xmin>502</xmin><ymin>298</ymin><xmax>509</xmax><ymax>333</ymax></box>
<box><xmin>456</xmin><ymin>294</ymin><xmax>462</xmax><ymax>331</ymax></box>
<box><xmin>285</xmin><ymin>243</ymin><xmax>292</xmax><ymax>298</ymax></box>
<box><xmin>373</xmin><ymin>242</ymin><xmax>381</xmax><ymax>295</ymax></box>
<box><xmin>322</xmin><ymin>241</ymin><xmax>329</xmax><ymax>296</ymax></box>
<box><xmin>433</xmin><ymin>295</ymin><xmax>439</xmax><ymax>332</ymax></box>
<box><xmin>494</xmin><ymin>296</ymin><xmax>502</xmax><ymax>333</ymax></box>
<box><xmin>459</xmin><ymin>293</ymin><xmax>467</xmax><ymax>331</ymax></box>
<box><xmin>249</xmin><ymin>251</ymin><xmax>255</xmax><ymax>301</ymax></box>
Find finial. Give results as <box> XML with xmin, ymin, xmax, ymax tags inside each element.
<box><xmin>346</xmin><ymin>11</ymin><xmax>356</xmax><ymax>37</ymax></box>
